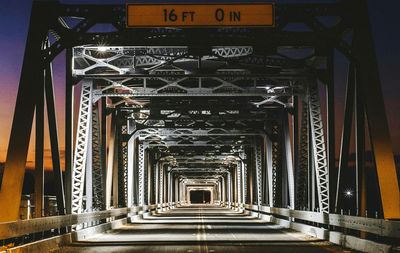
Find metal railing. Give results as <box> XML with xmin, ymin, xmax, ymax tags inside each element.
<box><xmin>0</xmin><ymin>203</ymin><xmax>172</xmax><ymax>251</ymax></box>
<box><xmin>243</xmin><ymin>204</ymin><xmax>400</xmax><ymax>238</ymax></box>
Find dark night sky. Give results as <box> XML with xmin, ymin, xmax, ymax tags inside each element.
<box><xmin>0</xmin><ymin>0</ymin><xmax>399</xmax><ymax>169</ymax></box>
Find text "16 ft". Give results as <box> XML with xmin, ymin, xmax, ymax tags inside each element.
<box><xmin>163</xmin><ymin>8</ymin><xmax>241</xmax><ymax>22</ymax></box>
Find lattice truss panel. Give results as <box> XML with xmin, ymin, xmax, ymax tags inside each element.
<box><xmin>255</xmin><ymin>144</ymin><xmax>263</xmax><ymax>205</ymax></box>
<box><xmin>90</xmin><ymin>76</ymin><xmax>293</xmax><ymax>108</ymax></box>
<box><xmin>134</xmin><ymin>128</ymin><xmax>261</xmax><ymax>151</ymax></box>
<box><xmin>91</xmin><ymin>104</ymin><xmax>104</xmax><ymax>210</ymax></box>
<box><xmin>296</xmin><ymin>99</ymin><xmax>309</xmax><ymax>209</ymax></box>
<box><xmin>308</xmin><ymin>83</ymin><xmax>329</xmax><ymax>213</ymax></box>
<box><xmin>138</xmin><ymin>143</ymin><xmax>145</xmax><ymax>205</ymax></box>
<box><xmin>72</xmin><ymin>46</ymin><xmax>304</xmax><ymax>76</ymax></box>
<box><xmin>72</xmin><ymin>81</ymin><xmax>93</xmax><ymax>214</ymax></box>
<box><xmin>118</xmin><ymin>124</ymin><xmax>129</xmax><ymax>207</ymax></box>
<box><xmin>127</xmin><ymin>106</ymin><xmax>273</xmax><ymax>129</ymax></box>
<box><xmin>271</xmin><ymin>125</ymin><xmax>281</xmax><ymax>207</ymax></box>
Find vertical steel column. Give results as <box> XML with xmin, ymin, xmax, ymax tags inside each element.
<box><xmin>221</xmin><ymin>177</ymin><xmax>226</xmax><ymax>204</ymax></box>
<box><xmin>138</xmin><ymin>143</ymin><xmax>145</xmax><ymax>205</ymax></box>
<box><xmin>271</xmin><ymin>124</ymin><xmax>282</xmax><ymax>207</ymax></box>
<box><xmin>227</xmin><ymin>172</ymin><xmax>232</xmax><ymax>206</ymax></box>
<box><xmin>236</xmin><ymin>163</ymin><xmax>242</xmax><ymax>204</ymax></box>
<box><xmin>0</xmin><ymin>3</ymin><xmax>48</xmax><ymax>221</ymax></box>
<box><xmin>175</xmin><ymin>177</ymin><xmax>179</xmax><ymax>204</ymax></box>
<box><xmin>65</xmin><ymin>48</ymin><xmax>74</xmax><ymax>215</ymax></box>
<box><xmin>144</xmin><ymin>149</ymin><xmax>150</xmax><ymax>205</ymax></box>
<box><xmin>283</xmin><ymin>112</ymin><xmax>295</xmax><ymax>209</ymax></box>
<box><xmin>118</xmin><ymin>123</ymin><xmax>129</xmax><ymax>207</ymax></box>
<box><xmin>127</xmin><ymin>132</ymin><xmax>135</xmax><ymax>207</ymax></box>
<box><xmin>355</xmin><ymin>70</ymin><xmax>366</xmax><ymax>216</ymax></box>
<box><xmin>242</xmin><ymin>161</ymin><xmax>247</xmax><ymax>204</ymax></box>
<box><xmin>326</xmin><ymin>51</ymin><xmax>336</xmax><ymax>213</ymax></box>
<box><xmin>106</xmin><ymin>112</ymin><xmax>116</xmax><ymax>209</ymax></box>
<box><xmin>266</xmin><ymin>135</ymin><xmax>273</xmax><ymax>207</ymax></box>
<box><xmin>85</xmin><ymin>125</ymin><xmax>93</xmax><ymax>211</ymax></box>
<box><xmin>335</xmin><ymin>65</ymin><xmax>355</xmax><ymax>212</ymax></box>
<box><xmin>255</xmin><ymin>143</ymin><xmax>263</xmax><ymax>206</ymax></box>
<box><xmin>155</xmin><ymin>162</ymin><xmax>159</xmax><ymax>205</ymax></box>
<box><xmin>34</xmin><ymin>67</ymin><xmax>44</xmax><ymax>218</ymax></box>
<box><xmin>91</xmin><ymin>103</ymin><xmax>104</xmax><ymax>210</ymax></box>
<box><xmin>112</xmin><ymin>123</ymin><xmax>119</xmax><ymax>207</ymax></box>
<box><xmin>71</xmin><ymin>81</ymin><xmax>93</xmax><ymax>214</ymax></box>
<box><xmin>352</xmin><ymin>0</ymin><xmax>400</xmax><ymax>218</ymax></box>
<box><xmin>44</xmin><ymin>57</ymin><xmax>66</xmax><ymax>215</ymax></box>
<box><xmin>293</xmin><ymin>96</ymin><xmax>299</xmax><ymax>207</ymax></box>
<box><xmin>296</xmin><ymin>99</ymin><xmax>309</xmax><ymax>210</ymax></box>
<box><xmin>100</xmin><ymin>98</ymin><xmax>107</xmax><ymax>207</ymax></box>
<box><xmin>247</xmin><ymin>149</ymin><xmax>253</xmax><ymax>204</ymax></box>
<box><xmin>308</xmin><ymin>82</ymin><xmax>329</xmax><ymax>213</ymax></box>
<box><xmin>159</xmin><ymin>163</ymin><xmax>164</xmax><ymax>205</ymax></box>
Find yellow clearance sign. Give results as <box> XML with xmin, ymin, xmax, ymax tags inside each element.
<box><xmin>127</xmin><ymin>3</ymin><xmax>274</xmax><ymax>27</ymax></box>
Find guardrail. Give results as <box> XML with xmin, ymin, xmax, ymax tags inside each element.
<box><xmin>0</xmin><ymin>203</ymin><xmax>173</xmax><ymax>252</ymax></box>
<box><xmin>241</xmin><ymin>204</ymin><xmax>400</xmax><ymax>253</ymax></box>
<box><xmin>243</xmin><ymin>204</ymin><xmax>400</xmax><ymax>238</ymax></box>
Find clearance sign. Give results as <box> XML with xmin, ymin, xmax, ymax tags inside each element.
<box><xmin>126</xmin><ymin>3</ymin><xmax>274</xmax><ymax>27</ymax></box>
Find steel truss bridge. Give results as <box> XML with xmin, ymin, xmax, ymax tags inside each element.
<box><xmin>0</xmin><ymin>0</ymin><xmax>399</xmax><ymax>253</ymax></box>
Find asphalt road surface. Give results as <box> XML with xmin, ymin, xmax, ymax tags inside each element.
<box><xmin>57</xmin><ymin>206</ymin><xmax>356</xmax><ymax>253</ymax></box>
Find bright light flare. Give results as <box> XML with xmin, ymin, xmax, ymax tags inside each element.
<box><xmin>97</xmin><ymin>46</ymin><xmax>108</xmax><ymax>52</ymax></box>
<box><xmin>344</xmin><ymin>189</ymin><xmax>353</xmax><ymax>198</ymax></box>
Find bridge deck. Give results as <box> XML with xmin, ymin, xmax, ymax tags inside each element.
<box><xmin>57</xmin><ymin>206</ymin><xmax>354</xmax><ymax>253</ymax></box>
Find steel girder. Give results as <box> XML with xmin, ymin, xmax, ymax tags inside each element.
<box><xmin>135</xmin><ymin>128</ymin><xmax>265</xmax><ymax>139</ymax></box>
<box><xmin>90</xmin><ymin>77</ymin><xmax>294</xmax><ymax>109</ymax></box>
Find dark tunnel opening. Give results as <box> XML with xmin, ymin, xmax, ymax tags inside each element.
<box><xmin>190</xmin><ymin>190</ymin><xmax>211</xmax><ymax>204</ymax></box>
